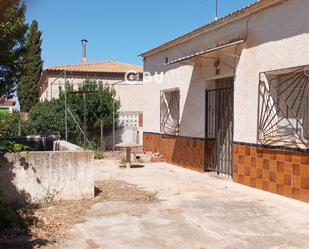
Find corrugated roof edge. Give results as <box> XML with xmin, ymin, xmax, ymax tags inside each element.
<box><xmin>140</xmin><ymin>0</ymin><xmax>285</xmax><ymax>58</ymax></box>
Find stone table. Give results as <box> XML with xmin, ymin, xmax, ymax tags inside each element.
<box><xmin>115</xmin><ymin>144</ymin><xmax>143</xmax><ymax>168</ymax></box>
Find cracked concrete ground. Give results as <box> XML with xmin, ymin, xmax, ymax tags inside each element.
<box><xmin>60</xmin><ymin>160</ymin><xmax>309</xmax><ymax>249</ymax></box>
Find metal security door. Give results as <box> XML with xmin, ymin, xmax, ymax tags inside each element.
<box><xmin>205</xmin><ymin>87</ymin><xmax>233</xmax><ymax>175</ymax></box>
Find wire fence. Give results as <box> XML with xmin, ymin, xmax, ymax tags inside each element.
<box><xmin>1</xmin><ymin>70</ymin><xmax>143</xmax><ymax>154</ymax></box>
<box><xmin>44</xmin><ymin>70</ymin><xmax>142</xmax><ymax>152</ymax></box>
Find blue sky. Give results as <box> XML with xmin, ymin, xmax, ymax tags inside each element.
<box><xmin>25</xmin><ymin>0</ymin><xmax>256</xmax><ymax>67</ymax></box>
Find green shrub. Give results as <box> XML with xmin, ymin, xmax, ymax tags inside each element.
<box><xmin>94</xmin><ymin>150</ymin><xmax>104</xmax><ymax>160</ymax></box>
<box><xmin>0</xmin><ymin>191</ymin><xmax>35</xmax><ymax>237</ymax></box>
<box><xmin>0</xmin><ymin>112</ymin><xmax>20</xmax><ymax>137</ymax></box>
<box><xmin>22</xmin><ymin>98</ymin><xmax>80</xmax><ymax>142</ymax></box>
<box><xmin>0</xmin><ymin>140</ymin><xmax>29</xmax><ymax>153</ymax></box>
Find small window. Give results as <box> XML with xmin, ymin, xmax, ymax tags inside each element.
<box><xmin>160</xmin><ymin>88</ymin><xmax>180</xmax><ymax>135</ymax></box>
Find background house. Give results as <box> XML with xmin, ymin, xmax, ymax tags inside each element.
<box><xmin>38</xmin><ymin>46</ymin><xmax>144</xmax><ymax>146</ymax></box>
<box><xmin>141</xmin><ymin>0</ymin><xmax>309</xmax><ymax>202</ymax></box>
<box><xmin>0</xmin><ymin>98</ymin><xmax>16</xmax><ymax>113</ymax></box>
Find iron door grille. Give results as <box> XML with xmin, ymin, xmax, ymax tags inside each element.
<box><xmin>205</xmin><ymin>87</ymin><xmax>233</xmax><ymax>175</ymax></box>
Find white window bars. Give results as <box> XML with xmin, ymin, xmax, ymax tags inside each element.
<box><xmin>258</xmin><ymin>66</ymin><xmax>309</xmax><ymax>148</ymax></box>
<box><xmin>160</xmin><ymin>88</ymin><xmax>180</xmax><ymax>135</ymax></box>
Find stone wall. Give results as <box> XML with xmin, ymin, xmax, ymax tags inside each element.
<box><xmin>0</xmin><ymin>150</ymin><xmax>94</xmax><ymax>204</ymax></box>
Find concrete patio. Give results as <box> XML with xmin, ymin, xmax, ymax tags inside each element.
<box><xmin>60</xmin><ymin>160</ymin><xmax>309</xmax><ymax>249</ymax></box>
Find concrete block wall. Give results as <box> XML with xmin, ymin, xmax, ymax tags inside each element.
<box><xmin>0</xmin><ymin>150</ymin><xmax>94</xmax><ymax>204</ymax></box>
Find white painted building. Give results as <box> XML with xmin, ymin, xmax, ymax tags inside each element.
<box><xmin>141</xmin><ymin>0</ymin><xmax>309</xmax><ymax>202</ymax></box>
<box><xmin>38</xmin><ymin>60</ymin><xmax>144</xmax><ymax>146</ymax></box>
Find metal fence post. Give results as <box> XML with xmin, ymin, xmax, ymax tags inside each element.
<box><xmin>83</xmin><ymin>91</ymin><xmax>87</xmax><ymax>150</ymax></box>
<box><xmin>64</xmin><ymin>70</ymin><xmax>68</xmax><ymax>141</ymax></box>
<box><xmin>100</xmin><ymin>119</ymin><xmax>104</xmax><ymax>150</ymax></box>
<box><xmin>112</xmin><ymin>95</ymin><xmax>115</xmax><ymax>151</ymax></box>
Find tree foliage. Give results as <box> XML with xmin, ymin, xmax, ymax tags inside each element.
<box><xmin>24</xmin><ymin>81</ymin><xmax>120</xmax><ymax>145</ymax></box>
<box><xmin>18</xmin><ymin>20</ymin><xmax>43</xmax><ymax>112</ymax></box>
<box><xmin>64</xmin><ymin>81</ymin><xmax>121</xmax><ymax>129</ymax></box>
<box><xmin>0</xmin><ymin>0</ymin><xmax>27</xmax><ymax>98</ymax></box>
<box><xmin>0</xmin><ymin>112</ymin><xmax>20</xmax><ymax>137</ymax></box>
<box><xmin>23</xmin><ymin>98</ymin><xmax>80</xmax><ymax>141</ymax></box>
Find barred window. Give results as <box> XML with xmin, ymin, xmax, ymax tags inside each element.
<box><xmin>258</xmin><ymin>66</ymin><xmax>309</xmax><ymax>148</ymax></box>
<box><xmin>160</xmin><ymin>88</ymin><xmax>180</xmax><ymax>135</ymax></box>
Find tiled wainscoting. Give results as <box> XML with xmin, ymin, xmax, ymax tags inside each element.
<box><xmin>233</xmin><ymin>143</ymin><xmax>309</xmax><ymax>202</ymax></box>
<box><xmin>143</xmin><ymin>132</ymin><xmax>205</xmax><ymax>172</ymax></box>
<box><xmin>143</xmin><ymin>132</ymin><xmax>309</xmax><ymax>202</ymax></box>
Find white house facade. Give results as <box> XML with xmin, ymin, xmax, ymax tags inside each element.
<box><xmin>141</xmin><ymin>0</ymin><xmax>309</xmax><ymax>202</ymax></box>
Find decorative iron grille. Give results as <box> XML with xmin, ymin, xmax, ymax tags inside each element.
<box><xmin>258</xmin><ymin>66</ymin><xmax>309</xmax><ymax>148</ymax></box>
<box><xmin>160</xmin><ymin>88</ymin><xmax>180</xmax><ymax>135</ymax></box>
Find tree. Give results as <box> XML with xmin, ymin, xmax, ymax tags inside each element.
<box><xmin>0</xmin><ymin>0</ymin><xmax>27</xmax><ymax>99</ymax></box>
<box><xmin>23</xmin><ymin>99</ymin><xmax>79</xmax><ymax>142</ymax></box>
<box><xmin>0</xmin><ymin>112</ymin><xmax>20</xmax><ymax>137</ymax></box>
<box><xmin>23</xmin><ymin>99</ymin><xmax>80</xmax><ymax>141</ymax></box>
<box><xmin>18</xmin><ymin>20</ymin><xmax>43</xmax><ymax>112</ymax></box>
<box><xmin>23</xmin><ymin>81</ymin><xmax>121</xmax><ymax>146</ymax></box>
<box><xmin>64</xmin><ymin>81</ymin><xmax>121</xmax><ymax>130</ymax></box>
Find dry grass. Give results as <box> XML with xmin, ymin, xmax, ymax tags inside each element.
<box><xmin>3</xmin><ymin>180</ymin><xmax>158</xmax><ymax>248</ymax></box>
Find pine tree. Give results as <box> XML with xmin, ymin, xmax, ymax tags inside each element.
<box><xmin>18</xmin><ymin>20</ymin><xmax>43</xmax><ymax>112</ymax></box>
<box><xmin>0</xmin><ymin>0</ymin><xmax>27</xmax><ymax>99</ymax></box>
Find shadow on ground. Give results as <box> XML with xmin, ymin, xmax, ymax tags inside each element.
<box><xmin>0</xmin><ymin>153</ymin><xmax>53</xmax><ymax>249</ymax></box>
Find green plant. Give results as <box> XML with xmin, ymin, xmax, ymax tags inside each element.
<box><xmin>0</xmin><ymin>191</ymin><xmax>30</xmax><ymax>234</ymax></box>
<box><xmin>0</xmin><ymin>0</ymin><xmax>27</xmax><ymax>98</ymax></box>
<box><xmin>67</xmin><ymin>81</ymin><xmax>120</xmax><ymax>148</ymax></box>
<box><xmin>0</xmin><ymin>112</ymin><xmax>20</xmax><ymax>137</ymax></box>
<box><xmin>23</xmin><ymin>81</ymin><xmax>121</xmax><ymax>148</ymax></box>
<box><xmin>0</xmin><ymin>140</ymin><xmax>29</xmax><ymax>153</ymax></box>
<box><xmin>18</xmin><ymin>20</ymin><xmax>43</xmax><ymax>112</ymax></box>
<box><xmin>41</xmin><ymin>188</ymin><xmax>61</xmax><ymax>204</ymax></box>
<box><xmin>94</xmin><ymin>150</ymin><xmax>104</xmax><ymax>160</ymax></box>
<box><xmin>22</xmin><ymin>98</ymin><xmax>80</xmax><ymax>142</ymax></box>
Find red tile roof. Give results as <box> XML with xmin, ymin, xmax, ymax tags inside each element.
<box><xmin>0</xmin><ymin>98</ymin><xmax>16</xmax><ymax>106</ymax></box>
<box><xmin>45</xmin><ymin>61</ymin><xmax>143</xmax><ymax>73</ymax></box>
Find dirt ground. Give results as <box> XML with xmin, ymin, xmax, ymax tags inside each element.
<box><xmin>1</xmin><ymin>180</ymin><xmax>158</xmax><ymax>249</ymax></box>
<box><xmin>3</xmin><ymin>160</ymin><xmax>309</xmax><ymax>249</ymax></box>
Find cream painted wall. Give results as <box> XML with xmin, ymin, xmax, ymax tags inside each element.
<box><xmin>143</xmin><ymin>0</ymin><xmax>309</xmax><ymax>144</ymax></box>
<box><xmin>143</xmin><ymin>47</ymin><xmax>235</xmax><ymax>138</ymax></box>
<box><xmin>234</xmin><ymin>0</ymin><xmax>309</xmax><ymax>143</ymax></box>
<box><xmin>39</xmin><ymin>75</ymin><xmax>144</xmax><ymax>113</ymax></box>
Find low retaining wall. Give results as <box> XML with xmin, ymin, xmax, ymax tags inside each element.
<box><xmin>0</xmin><ymin>150</ymin><xmax>94</xmax><ymax>204</ymax></box>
